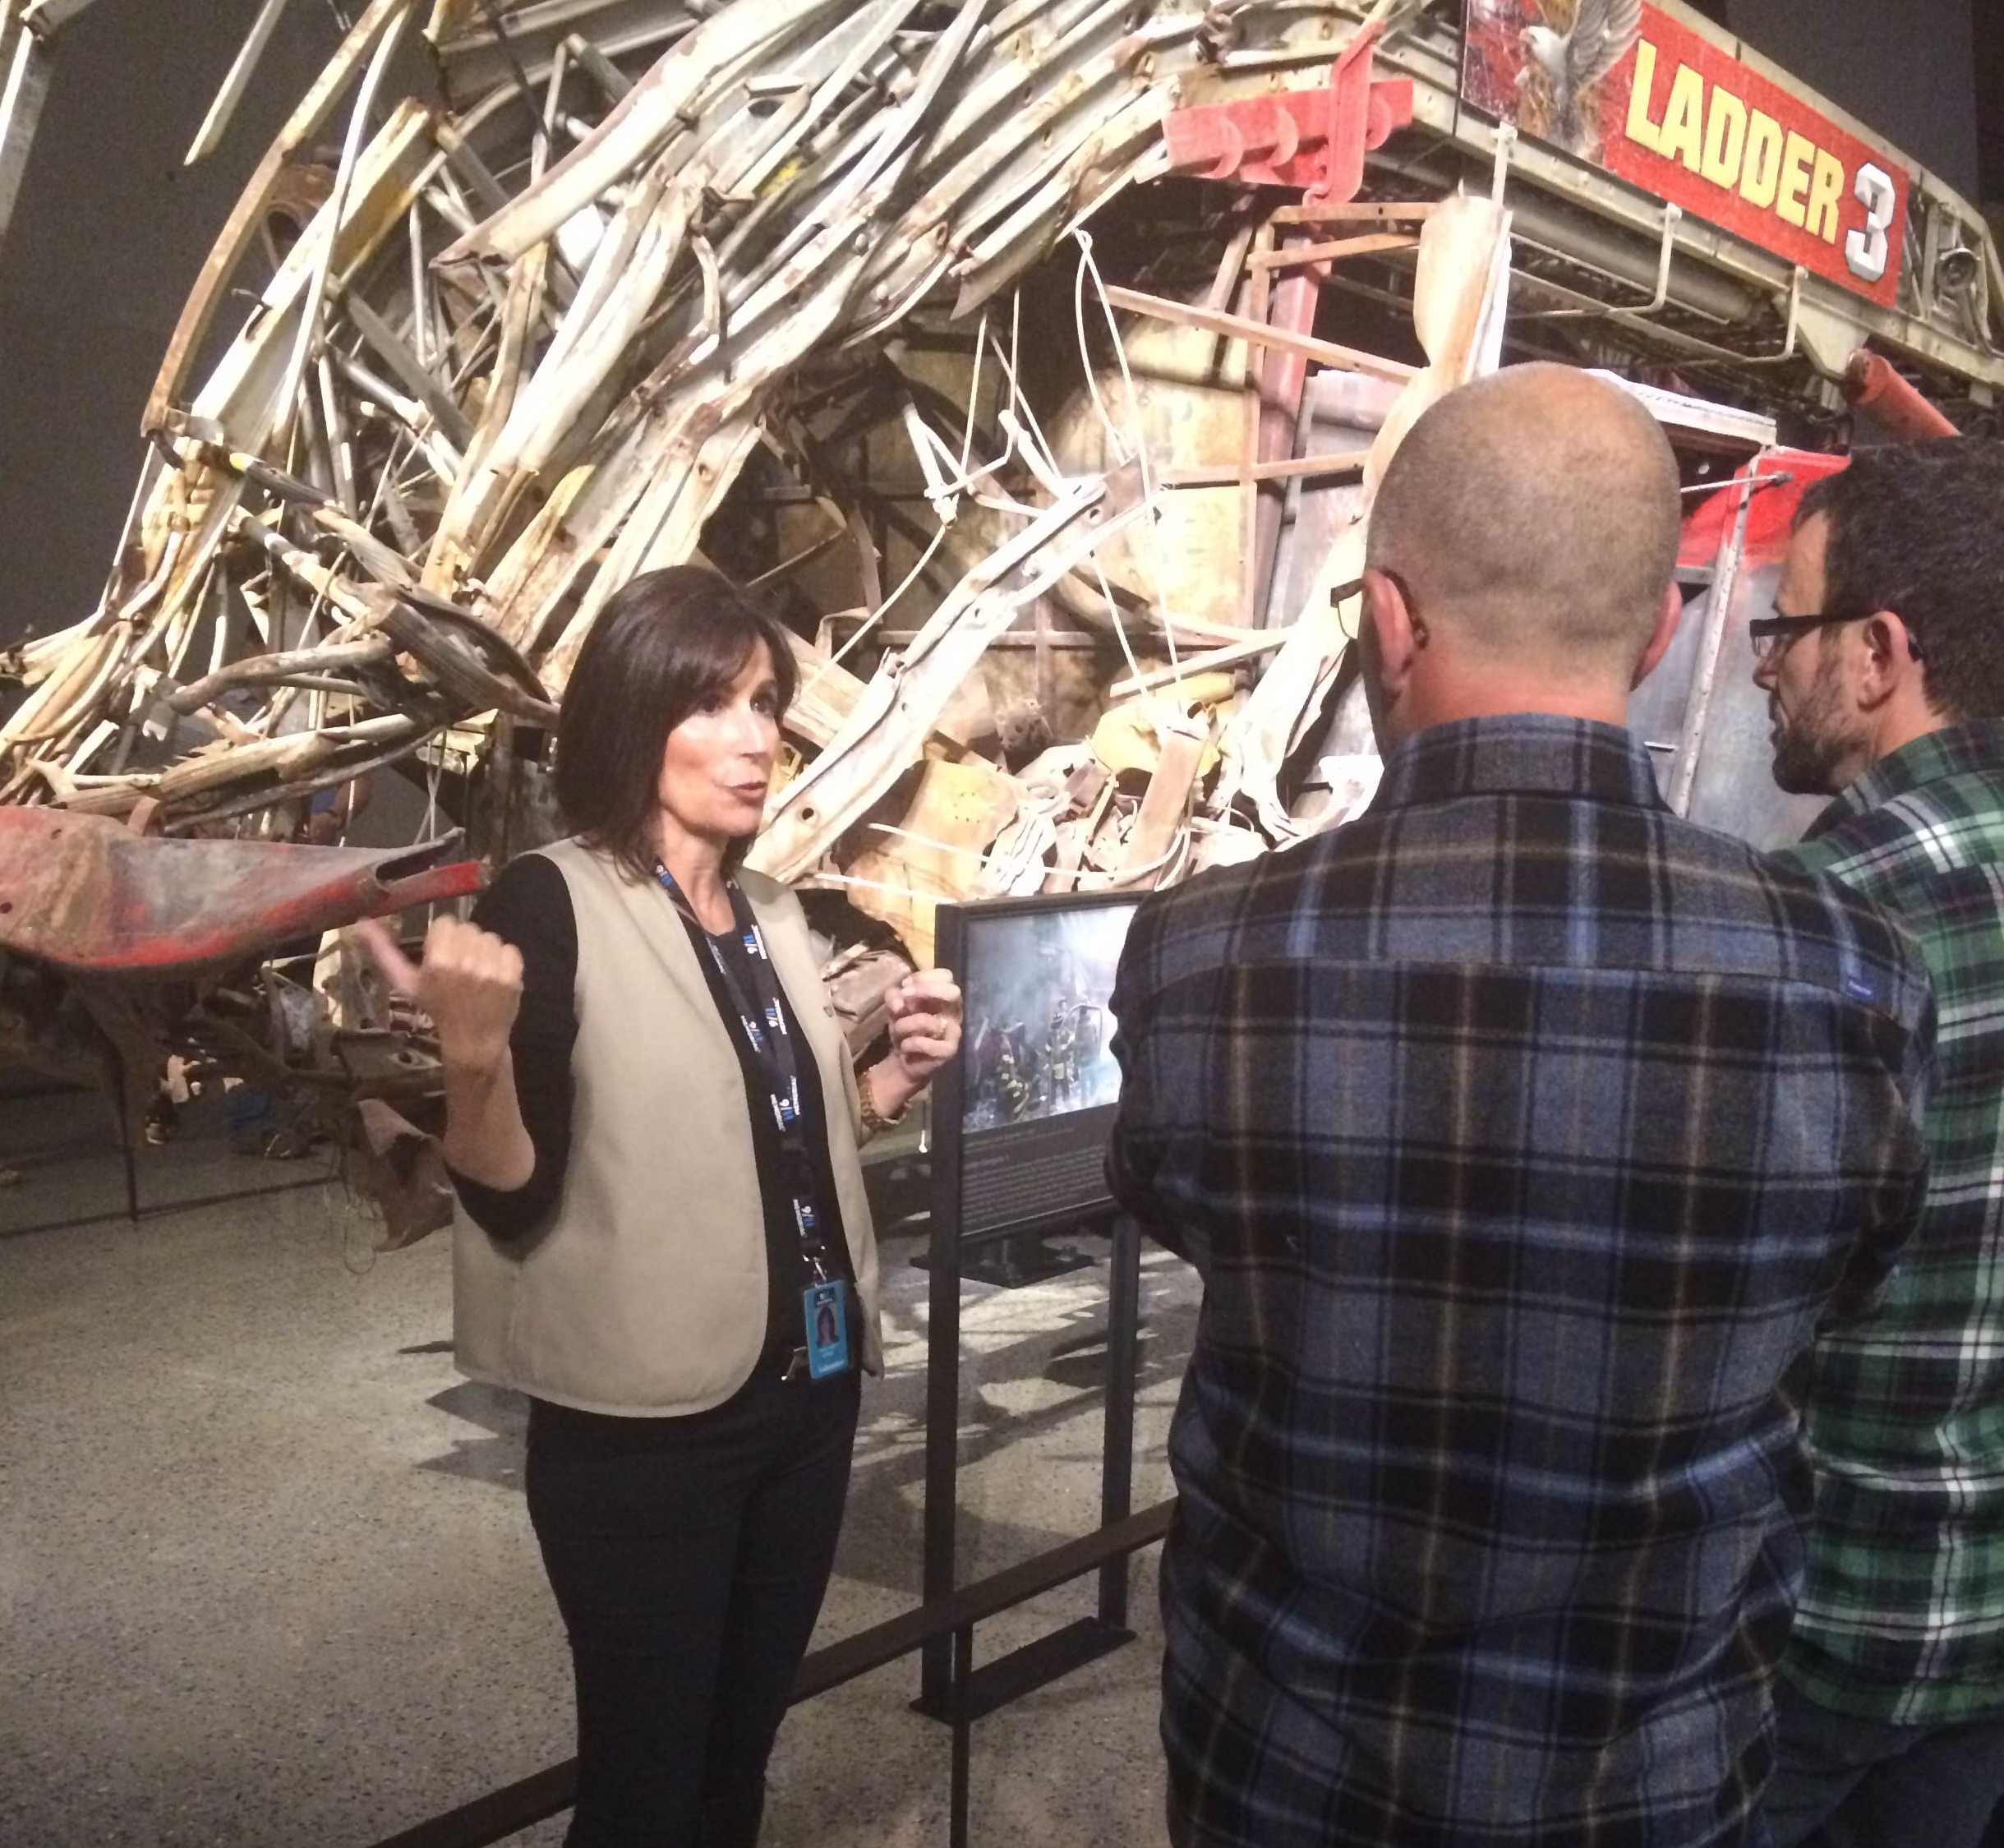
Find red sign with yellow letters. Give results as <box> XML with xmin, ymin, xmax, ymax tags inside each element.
<box><xmin>1462</xmin><ymin>0</ymin><xmax>1910</xmax><ymax>308</ymax></box>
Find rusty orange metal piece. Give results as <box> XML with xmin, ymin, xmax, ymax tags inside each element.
<box><xmin>0</xmin><ymin>809</ymin><xmax>482</xmax><ymax>976</ymax></box>
<box><xmin>1843</xmin><ymin>351</ymin><xmax>1959</xmax><ymax>442</ymax></box>
<box><xmin>1163</xmin><ymin>33</ymin><xmax>1414</xmax><ymax>200</ymax></box>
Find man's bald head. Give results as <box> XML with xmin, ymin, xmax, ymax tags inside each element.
<box><xmin>1366</xmin><ymin>364</ymin><xmax>1682</xmax><ymax>680</ymax></box>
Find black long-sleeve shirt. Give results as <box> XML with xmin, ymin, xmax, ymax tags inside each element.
<box><xmin>448</xmin><ymin>854</ymin><xmax>855</xmax><ymax>1367</ymax></box>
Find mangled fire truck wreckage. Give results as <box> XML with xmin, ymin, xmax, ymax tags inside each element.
<box><xmin>1</xmin><ymin>0</ymin><xmax>1999</xmax><ymax>1238</ymax></box>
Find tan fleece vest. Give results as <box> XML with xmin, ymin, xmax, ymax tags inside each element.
<box><xmin>453</xmin><ymin>838</ymin><xmax>882</xmax><ymax>1414</ymax></box>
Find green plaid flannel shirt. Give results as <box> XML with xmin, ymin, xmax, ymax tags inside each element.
<box><xmin>1781</xmin><ymin>719</ymin><xmax>2004</xmax><ymax>1726</ymax></box>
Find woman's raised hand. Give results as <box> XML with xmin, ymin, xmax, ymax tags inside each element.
<box><xmin>885</xmin><ymin>969</ymin><xmax>963</xmax><ymax>1086</ymax></box>
<box><xmin>351</xmin><ymin>915</ymin><xmax>523</xmax><ymax>1072</ymax></box>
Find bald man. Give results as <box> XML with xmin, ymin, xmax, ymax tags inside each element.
<box><xmin>1107</xmin><ymin>366</ymin><xmax>1935</xmax><ymax>1848</ymax></box>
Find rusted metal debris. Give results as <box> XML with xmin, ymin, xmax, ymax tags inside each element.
<box><xmin>2</xmin><ymin>0</ymin><xmax>1999</xmax><ymax>1228</ymax></box>
<box><xmin>0</xmin><ymin>810</ymin><xmax>479</xmax><ymax>975</ymax></box>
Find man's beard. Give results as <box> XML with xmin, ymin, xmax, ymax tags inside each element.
<box><xmin>1768</xmin><ymin>649</ymin><xmax>1859</xmax><ymax>795</ymax></box>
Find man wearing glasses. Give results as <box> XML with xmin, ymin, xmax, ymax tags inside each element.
<box><xmin>1754</xmin><ymin>439</ymin><xmax>2004</xmax><ymax>1848</ymax></box>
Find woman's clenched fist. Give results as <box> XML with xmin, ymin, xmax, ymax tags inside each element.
<box><xmin>352</xmin><ymin>915</ymin><xmax>523</xmax><ymax>1072</ymax></box>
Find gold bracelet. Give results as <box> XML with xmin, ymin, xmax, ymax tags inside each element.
<box><xmin>859</xmin><ymin>1065</ymin><xmax>910</xmax><ymax>1137</ymax></box>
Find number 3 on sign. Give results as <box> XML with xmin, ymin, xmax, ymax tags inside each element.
<box><xmin>1847</xmin><ymin>163</ymin><xmax>1895</xmax><ymax>284</ymax></box>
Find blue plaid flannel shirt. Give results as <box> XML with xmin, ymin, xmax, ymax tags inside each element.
<box><xmin>1108</xmin><ymin>716</ymin><xmax>1933</xmax><ymax>1848</ymax></box>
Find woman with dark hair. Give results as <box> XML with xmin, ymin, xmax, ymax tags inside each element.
<box><xmin>357</xmin><ymin>565</ymin><xmax>961</xmax><ymax>1846</ymax></box>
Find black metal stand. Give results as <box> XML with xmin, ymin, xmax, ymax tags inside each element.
<box><xmin>109</xmin><ymin>1054</ymin><xmax>141</xmax><ymax>1225</ymax></box>
<box><xmin>956</xmin><ymin>1229</ymin><xmax>1095</xmax><ymax>1288</ymax></box>
<box><xmin>1099</xmin><ymin>1211</ymin><xmax>1141</xmax><ymax>1629</ymax></box>
<box><xmin>917</xmin><ymin>1207</ymin><xmax>1143</xmax><ymax>1717</ymax></box>
<box><xmin>918</xmin><ymin>1188</ymin><xmax>968</xmax><ymax>1712</ymax></box>
<box><xmin>3</xmin><ymin>1172</ymin><xmax>334</xmax><ymax>1242</ymax></box>
<box><xmin>119</xmin><ymin>1136</ymin><xmax>141</xmax><ymax>1226</ymax></box>
<box><xmin>368</xmin><ymin>1500</ymin><xmax>1175</xmax><ymax>1848</ymax></box>
<box><xmin>4</xmin><ymin>1078</ymin><xmax>339</xmax><ymax>1240</ymax></box>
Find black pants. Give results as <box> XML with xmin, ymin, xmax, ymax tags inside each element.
<box><xmin>525</xmin><ymin>1368</ymin><xmax>861</xmax><ymax>1848</ymax></box>
<box><xmin>1766</xmin><ymin>1674</ymin><xmax>2004</xmax><ymax>1848</ymax></box>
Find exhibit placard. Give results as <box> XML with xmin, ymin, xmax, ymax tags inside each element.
<box><xmin>932</xmin><ymin>892</ymin><xmax>1141</xmax><ymax>1240</ymax></box>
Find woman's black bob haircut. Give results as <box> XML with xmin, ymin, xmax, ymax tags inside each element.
<box><xmin>554</xmin><ymin>566</ymin><xmax>798</xmax><ymax>882</ymax></box>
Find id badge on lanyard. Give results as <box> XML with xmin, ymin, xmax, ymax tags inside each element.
<box><xmin>804</xmin><ymin>1279</ymin><xmax>850</xmax><ymax>1378</ymax></box>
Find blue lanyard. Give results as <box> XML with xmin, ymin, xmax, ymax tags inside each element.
<box><xmin>654</xmin><ymin>864</ymin><xmax>831</xmax><ymax>1282</ymax></box>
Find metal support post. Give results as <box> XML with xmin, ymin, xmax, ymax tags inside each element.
<box><xmin>948</xmin><ymin>1623</ymin><xmax>975</xmax><ymax>1848</ymax></box>
<box><xmin>1098</xmin><ymin>1214</ymin><xmax>1141</xmax><ymax>1628</ymax></box>
<box><xmin>918</xmin><ymin>1178</ymin><xmax>964</xmax><ymax>1712</ymax></box>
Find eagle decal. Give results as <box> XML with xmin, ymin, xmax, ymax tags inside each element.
<box><xmin>1516</xmin><ymin>0</ymin><xmax>1645</xmax><ymax>159</ymax></box>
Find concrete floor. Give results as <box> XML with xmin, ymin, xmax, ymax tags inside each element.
<box><xmin>0</xmin><ymin>1089</ymin><xmax>1195</xmax><ymax>1848</ymax></box>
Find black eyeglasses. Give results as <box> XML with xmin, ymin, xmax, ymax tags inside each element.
<box><xmin>1747</xmin><ymin>610</ymin><xmax>1925</xmax><ymax>665</ymax></box>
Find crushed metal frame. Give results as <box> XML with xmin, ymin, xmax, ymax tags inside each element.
<box><xmin>1</xmin><ymin>0</ymin><xmax>1997</xmax><ymax>1234</ymax></box>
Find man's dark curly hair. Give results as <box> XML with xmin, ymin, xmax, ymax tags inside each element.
<box><xmin>1794</xmin><ymin>438</ymin><xmax>2004</xmax><ymax>722</ymax></box>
